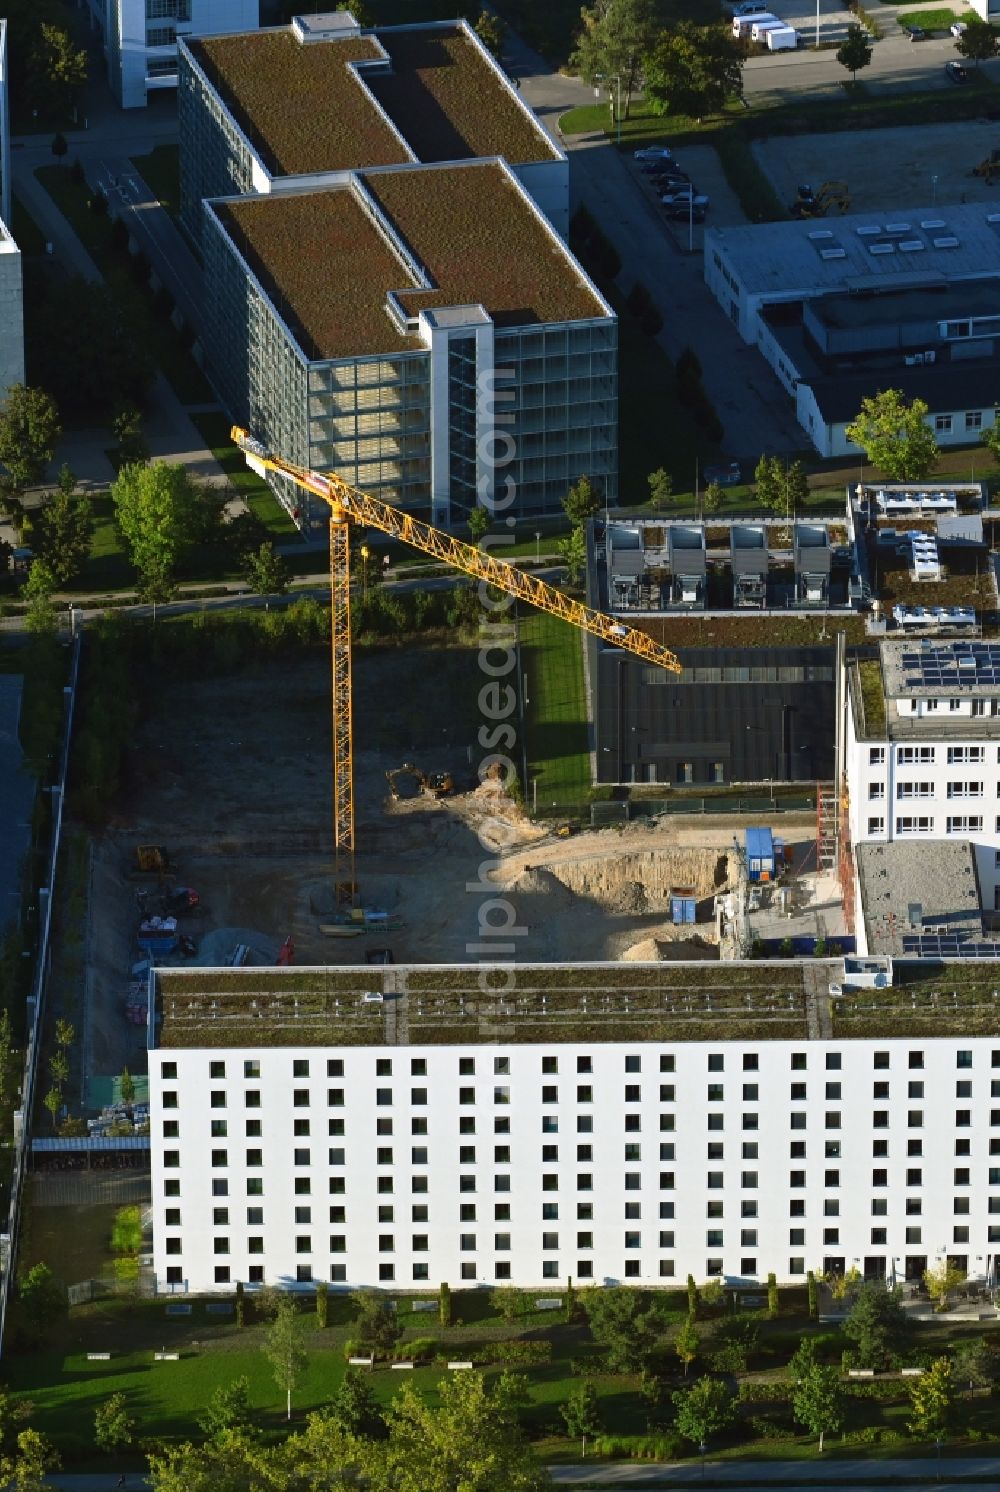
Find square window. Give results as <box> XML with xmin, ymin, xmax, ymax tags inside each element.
<box><xmin>660</xmin><ymin>1055</ymin><xmax>675</xmax><ymax>1072</ymax></box>
<box><xmin>741</xmin><ymin>1258</ymin><xmax>757</xmax><ymax>1276</ymax></box>
<box><xmin>459</xmin><ymin>1058</ymin><xmax>475</xmax><ymax>1076</ymax></box>
<box><xmin>461</xmin><ymin>1263</ymin><xmax>476</xmax><ymax>1280</ymax></box>
<box><xmin>210</xmin><ymin>1062</ymin><xmax>226</xmax><ymax>1080</ymax></box>
<box><xmin>412</xmin><ymin>1059</ymin><xmax>427</xmax><ymax>1076</ymax></box>
<box><xmin>413</xmin><ymin>1263</ymin><xmax>429</xmax><ymax>1281</ymax></box>
<box><xmin>378</xmin><ymin>1264</ymin><xmax>394</xmax><ymax>1282</ymax></box>
<box><xmin>543</xmin><ymin>1261</ymin><xmax>560</xmax><ymax>1278</ymax></box>
<box><xmin>293</xmin><ymin>1060</ymin><xmax>309</xmax><ymax>1078</ymax></box>
<box><xmin>708</xmin><ymin>1054</ymin><xmax>724</xmax><ymax>1071</ymax></box>
<box><xmin>214</xmin><ymin>1266</ymin><xmax>230</xmax><ymax>1284</ymax></box>
<box><xmin>327</xmin><ymin>1059</ymin><xmax>343</xmax><ymax>1078</ymax></box>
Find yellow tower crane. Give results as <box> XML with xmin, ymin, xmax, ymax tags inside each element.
<box><xmin>231</xmin><ymin>427</ymin><xmax>682</xmax><ymax>883</ymax></box>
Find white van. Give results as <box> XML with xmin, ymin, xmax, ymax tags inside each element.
<box><xmin>751</xmin><ymin>16</ymin><xmax>785</xmax><ymax>40</ymax></box>
<box><xmin>766</xmin><ymin>24</ymin><xmax>798</xmax><ymax>47</ymax></box>
<box><xmin>733</xmin><ymin>11</ymin><xmax>776</xmax><ymax>36</ymax></box>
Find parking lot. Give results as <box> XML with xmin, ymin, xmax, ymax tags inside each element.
<box><xmin>755</xmin><ymin>118</ymin><xmax>1000</xmax><ymax>214</ymax></box>
<box><xmin>630</xmin><ymin>144</ymin><xmax>749</xmax><ymax>252</ymax></box>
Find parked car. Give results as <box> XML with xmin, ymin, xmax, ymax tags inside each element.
<box><xmin>650</xmin><ymin>169</ymin><xmax>692</xmax><ymax>187</ymax></box>
<box><xmin>634</xmin><ymin>146</ymin><xmax>672</xmax><ymax>161</ymax></box>
<box><xmin>950</xmin><ymin>19</ymin><xmax>967</xmax><ymax>36</ymax></box>
<box><xmin>901</xmin><ymin>21</ymin><xmax>926</xmax><ymax>38</ymax></box>
<box><xmin>734</xmin><ymin>0</ymin><xmax>771</xmax><ymax>13</ymax></box>
<box><xmin>661</xmin><ymin>189</ymin><xmax>709</xmax><ymax>208</ymax></box>
<box><xmin>946</xmin><ymin>59</ymin><xmax>970</xmax><ymax>81</ymax></box>
<box><xmin>643</xmin><ymin>160</ymin><xmax>686</xmax><ymax>177</ymax></box>
<box><xmin>662</xmin><ymin>201</ymin><xmax>706</xmax><ymax>222</ymax></box>
<box><xmin>704</xmin><ymin>461</ymin><xmax>742</xmax><ymax>486</ymax></box>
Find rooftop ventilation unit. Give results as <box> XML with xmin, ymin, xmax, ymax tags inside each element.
<box><xmin>988</xmin><ymin>213</ymin><xmax>1000</xmax><ymax>224</ymax></box>
<box><xmin>899</xmin><ymin>240</ymin><xmax>925</xmax><ymax>252</ymax></box>
<box><xmin>820</xmin><ymin>247</ymin><xmax>847</xmax><ymax>259</ymax></box>
<box><xmin>884</xmin><ymin>223</ymin><xmax>912</xmax><ymax>234</ymax></box>
<box><xmin>808</xmin><ymin>229</ymin><xmax>835</xmax><ymax>239</ymax></box>
<box><xmin>856</xmin><ymin>225</ymin><xmax>881</xmax><ymax>236</ymax></box>
<box><xmin>933</xmin><ymin>236</ymin><xmax>960</xmax><ymax>248</ymax></box>
<box><xmin>921</xmin><ymin>219</ymin><xmax>946</xmax><ymax>229</ymax></box>
<box><xmin>869</xmin><ymin>243</ymin><xmax>895</xmax><ymax>255</ymax></box>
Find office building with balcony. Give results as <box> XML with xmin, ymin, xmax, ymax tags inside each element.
<box><xmin>202</xmin><ymin>161</ymin><xmax>616</xmax><ymax>527</ymax></box>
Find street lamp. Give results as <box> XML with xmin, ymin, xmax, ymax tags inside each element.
<box><xmin>535</xmin><ymin>530</ymin><xmax>542</xmax><ymax>564</ymax></box>
<box><xmin>594</xmin><ymin>72</ymin><xmax>622</xmax><ymax>145</ymax></box>
<box><xmin>360</xmin><ymin>543</ymin><xmax>370</xmax><ymax>604</ymax></box>
<box><xmin>931</xmin><ymin>174</ymin><xmax>939</xmax><ymax>207</ymax></box>
<box><xmin>699</xmin><ymin>1440</ymin><xmax>707</xmax><ymax>1480</ymax></box>
<box><xmin>934</xmin><ymin>1435</ymin><xmax>943</xmax><ymax>1481</ymax></box>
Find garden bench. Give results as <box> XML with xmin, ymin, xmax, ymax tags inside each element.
<box><xmin>410</xmin><ymin>1300</ymin><xmax>436</xmax><ymax>1312</ymax></box>
<box><xmin>86</xmin><ymin>1352</ymin><xmax>111</xmax><ymax>1361</ymax></box>
<box><xmin>391</xmin><ymin>1362</ymin><xmax>414</xmax><ymax>1370</ymax></box>
<box><xmin>848</xmin><ymin>1369</ymin><xmax>874</xmax><ymax>1377</ymax></box>
<box><xmin>348</xmin><ymin>1356</ymin><xmax>373</xmax><ymax>1367</ymax></box>
<box><xmin>535</xmin><ymin>1298</ymin><xmax>562</xmax><ymax>1310</ymax></box>
<box><xmin>154</xmin><ymin>1352</ymin><xmax>180</xmax><ymax>1361</ymax></box>
<box><xmin>448</xmin><ymin>1361</ymin><xmax>473</xmax><ymax>1370</ymax></box>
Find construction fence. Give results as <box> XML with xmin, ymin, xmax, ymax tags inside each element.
<box><xmin>581</xmin><ymin>794</ymin><xmax>817</xmax><ymax>827</ymax></box>
<box><xmin>0</xmin><ymin>635</ymin><xmax>81</xmax><ymax>1358</ymax></box>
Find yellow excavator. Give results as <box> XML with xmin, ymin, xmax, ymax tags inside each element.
<box><xmin>791</xmin><ymin>181</ymin><xmax>851</xmax><ymax>218</ymax></box>
<box><xmin>231</xmin><ymin>428</ymin><xmax>682</xmax><ymax>888</ymax></box>
<box><xmin>386</xmin><ymin>764</ymin><xmax>455</xmax><ymax>801</ymax></box>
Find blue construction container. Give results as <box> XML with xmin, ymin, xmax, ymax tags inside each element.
<box><xmin>671</xmin><ymin>889</ymin><xmax>696</xmax><ymax>925</ymax></box>
<box><xmin>745</xmin><ymin>827</ymin><xmax>776</xmax><ymax>882</ymax></box>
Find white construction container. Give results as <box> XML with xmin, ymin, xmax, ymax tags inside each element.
<box><xmin>751</xmin><ymin>16</ymin><xmax>786</xmax><ymax>40</ymax></box>
<box><xmin>733</xmin><ymin>11</ymin><xmax>776</xmax><ymax>35</ymax></box>
<box><xmin>766</xmin><ymin>24</ymin><xmax>798</xmax><ymax>47</ymax></box>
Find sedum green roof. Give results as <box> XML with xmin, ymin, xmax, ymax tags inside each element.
<box><xmin>369</xmin><ymin>26</ymin><xmax>558</xmax><ymax>166</ymax></box>
<box><xmin>190</xmin><ymin>31</ymin><xmax>410</xmax><ymax>177</ymax></box>
<box><xmin>215</xmin><ymin>164</ymin><xmax>605</xmax><ymax>363</ymax></box>
<box><xmin>188</xmin><ymin>23</ymin><xmax>556</xmax><ymax>181</ymax></box>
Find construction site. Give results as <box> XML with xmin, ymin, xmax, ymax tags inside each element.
<box><xmin>80</xmin><ymin>635</ymin><xmax>843</xmax><ymax>1077</ymax></box>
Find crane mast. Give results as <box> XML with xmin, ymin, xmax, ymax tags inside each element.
<box><xmin>232</xmin><ymin>427</ymin><xmax>682</xmax><ymax>884</ymax></box>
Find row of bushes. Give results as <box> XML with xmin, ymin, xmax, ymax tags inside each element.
<box><xmin>341</xmin><ymin>1335</ymin><xmax>553</xmax><ymax>1367</ymax></box>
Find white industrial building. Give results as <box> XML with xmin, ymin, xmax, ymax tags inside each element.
<box><xmin>705</xmin><ymin>206</ymin><xmax>1000</xmax><ymax>457</ymax></box>
<box><xmin>0</xmin><ymin>19</ymin><xmax>23</xmax><ymax>401</ymax></box>
<box><xmin>83</xmin><ymin>0</ymin><xmax>259</xmax><ymax>110</ymax></box>
<box><xmin>148</xmin><ymin>966</ymin><xmax>1000</xmax><ymax>1294</ymax></box>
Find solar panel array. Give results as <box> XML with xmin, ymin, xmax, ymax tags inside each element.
<box><xmin>901</xmin><ymin>935</ymin><xmax>1000</xmax><ymax>959</ymax></box>
<box><xmin>901</xmin><ymin>642</ymin><xmax>1000</xmax><ymax>689</ymax></box>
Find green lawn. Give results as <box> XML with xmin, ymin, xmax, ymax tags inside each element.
<box><xmin>190</xmin><ymin>412</ymin><xmax>299</xmax><ymax>539</ymax></box>
<box><xmin>131</xmin><ymin>144</ymin><xmax>181</xmax><ymax>224</ymax></box>
<box><xmin>520</xmin><ymin>611</ymin><xmax>592</xmax><ymax>812</ymax></box>
<box><xmin>896</xmin><ymin>5</ymin><xmax>962</xmax><ymax>27</ymax></box>
<box><xmin>34</xmin><ymin>166</ymin><xmax>213</xmax><ymax>407</ymax></box>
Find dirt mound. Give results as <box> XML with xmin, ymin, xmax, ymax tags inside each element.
<box><xmin>622</xmin><ymin>933</ymin><xmax>719</xmax><ymax>962</ymax></box>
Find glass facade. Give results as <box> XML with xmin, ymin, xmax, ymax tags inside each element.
<box><xmin>307</xmin><ymin>357</ymin><xmax>432</xmax><ymax>517</ymax></box>
<box><xmin>179</xmin><ymin>52</ymin><xmax>256</xmax><ymax>250</ymax></box>
<box><xmin>494</xmin><ymin>323</ymin><xmax>618</xmax><ymax>515</ymax></box>
<box><xmin>447</xmin><ymin>336</ymin><xmax>477</xmax><ymax>512</ymax></box>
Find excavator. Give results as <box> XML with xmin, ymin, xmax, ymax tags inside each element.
<box><xmin>385</xmin><ymin>764</ymin><xmax>455</xmax><ymax>801</ymax></box>
<box><xmin>230</xmin><ymin>428</ymin><xmax>682</xmax><ymax>891</ymax></box>
<box><xmin>791</xmin><ymin>181</ymin><xmax>851</xmax><ymax>218</ymax></box>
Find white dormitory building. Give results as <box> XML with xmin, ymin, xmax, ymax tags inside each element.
<box><xmin>149</xmin><ymin>969</ymin><xmax>1000</xmax><ymax>1294</ymax></box>
<box><xmin>83</xmin><ymin>0</ymin><xmax>260</xmax><ymax>109</ymax></box>
<box><xmin>705</xmin><ymin>205</ymin><xmax>1000</xmax><ymax>458</ymax></box>
<box><xmin>846</xmin><ymin>637</ymin><xmax>1000</xmax><ymax>919</ymax></box>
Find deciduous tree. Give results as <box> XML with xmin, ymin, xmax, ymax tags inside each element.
<box><xmin>490</xmin><ymin>1285</ymin><xmax>524</xmax><ymax>1322</ymax></box>
<box><xmin>474</xmin><ymin>10</ymin><xmax>507</xmax><ymax>58</ymax></box>
<box><xmin>952</xmin><ymin>1337</ymin><xmax>993</xmax><ymax>1395</ymax></box>
<box><xmin>957</xmin><ymin>16</ymin><xmax>1000</xmax><ymax>66</ymax></box>
<box><xmin>836</xmin><ymin>24</ymin><xmax>873</xmax><ymax>80</ymax></box>
<box><xmin>645</xmin><ymin>22</ymin><xmax>743</xmax><ymax>119</ymax></box>
<box><xmin>94</xmin><ymin>1392</ymin><xmax>133</xmax><ymax>1453</ymax></box>
<box><xmin>572</xmin><ymin>0</ymin><xmax>664</xmax><ymax>120</ymax></box>
<box><xmin>672</xmin><ymin>1377</ymin><xmax>736</xmax><ymax>1445</ymax></box>
<box><xmin>468</xmin><ymin>504</ymin><xmax>491</xmax><ymax>545</ymax></box>
<box><xmin>647</xmin><ymin>466</ymin><xmax>674</xmax><ymax>506</ymax></box>
<box><xmin>263</xmin><ymin>1299</ymin><xmax>308</xmax><ymax>1421</ymax></box>
<box><xmin>907</xmin><ymin>1356</ymin><xmax>954</xmax><ymax>1438</ymax></box>
<box><xmin>17</xmin><ymin>1263</ymin><xmax>66</xmax><ymax>1330</ymax></box>
<box><xmin>23</xmin><ymin>561</ymin><xmax>58</xmax><ymax>637</ymax></box>
<box><xmin>562</xmin><ymin>473</ymin><xmax>601</xmax><ymax>530</ymax></box>
<box><xmin>244</xmin><ymin>541</ymin><xmax>290</xmax><ymax>597</ymax></box>
<box><xmin>561</xmin><ymin>1382</ymin><xmax>601</xmax><ymax>1457</ymax></box>
<box><xmin>368</xmin><ymin>1372</ymin><xmax>549</xmax><ymax>1492</ymax></box>
<box><xmin>196</xmin><ymin>1377</ymin><xmax>253</xmax><ymax>1439</ymax></box>
<box><xmin>558</xmin><ymin>526</ymin><xmax>587</xmax><ymax>587</ymax></box>
<box><xmin>792</xmin><ymin>1363</ymin><xmax>843</xmax><ymax>1452</ymax></box>
<box><xmin>0</xmin><ymin>386</ymin><xmax>60</xmax><ymax>490</ymax></box>
<box><xmin>35</xmin><ymin>472</ymin><xmax>92</xmax><ymax>586</ymax></box>
<box><xmin>923</xmin><ymin>1260</ymin><xmax>966</xmax><ymax>1312</ymax></box>
<box><xmin>675</xmin><ymin>1316</ymin><xmax>699</xmax><ymax>1376</ymax></box>
<box><xmin>111</xmin><ymin>462</ymin><xmax>216</xmax><ymax>601</ymax></box>
<box><xmin>112</xmin><ymin>407</ymin><xmax>149</xmax><ymax>469</ymax></box>
<box><xmin>845</xmin><ymin>388</ymin><xmax>939</xmax><ymax>482</ymax></box>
